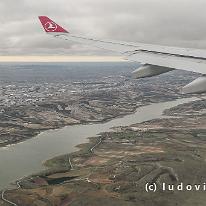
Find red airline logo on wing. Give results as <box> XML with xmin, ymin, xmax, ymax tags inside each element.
<box><xmin>39</xmin><ymin>16</ymin><xmax>68</xmax><ymax>33</ymax></box>
<box><xmin>44</xmin><ymin>22</ymin><xmax>58</xmax><ymax>32</ymax></box>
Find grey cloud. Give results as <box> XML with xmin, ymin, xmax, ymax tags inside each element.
<box><xmin>1</xmin><ymin>0</ymin><xmax>206</xmax><ymax>55</ymax></box>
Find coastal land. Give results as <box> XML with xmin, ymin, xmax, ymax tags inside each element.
<box><xmin>1</xmin><ymin>98</ymin><xmax>206</xmax><ymax>206</ymax></box>
<box><xmin>0</xmin><ymin>62</ymin><xmax>205</xmax><ymax>205</ymax></box>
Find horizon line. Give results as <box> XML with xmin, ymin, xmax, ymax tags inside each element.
<box><xmin>0</xmin><ymin>55</ymin><xmax>126</xmax><ymax>62</ymax></box>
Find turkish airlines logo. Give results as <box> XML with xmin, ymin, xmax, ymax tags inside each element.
<box><xmin>44</xmin><ymin>21</ymin><xmax>57</xmax><ymax>32</ymax></box>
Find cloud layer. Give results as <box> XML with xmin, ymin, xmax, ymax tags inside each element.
<box><xmin>1</xmin><ymin>0</ymin><xmax>206</xmax><ymax>55</ymax></box>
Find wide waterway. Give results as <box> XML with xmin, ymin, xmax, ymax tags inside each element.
<box><xmin>0</xmin><ymin>97</ymin><xmax>197</xmax><ymax>190</ymax></box>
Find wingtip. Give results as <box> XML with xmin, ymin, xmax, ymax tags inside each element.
<box><xmin>38</xmin><ymin>16</ymin><xmax>69</xmax><ymax>33</ymax></box>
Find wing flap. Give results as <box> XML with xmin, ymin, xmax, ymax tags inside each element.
<box><xmin>126</xmin><ymin>51</ymin><xmax>206</xmax><ymax>75</ymax></box>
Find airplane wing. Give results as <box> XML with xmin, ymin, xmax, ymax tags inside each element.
<box><xmin>38</xmin><ymin>16</ymin><xmax>206</xmax><ymax>94</ymax></box>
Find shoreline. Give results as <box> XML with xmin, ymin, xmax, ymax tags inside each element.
<box><xmin>12</xmin><ymin>98</ymin><xmax>198</xmax><ymax>167</ymax></box>
<box><xmin>34</xmin><ymin>96</ymin><xmax>200</xmax><ymax>171</ymax></box>
<box><xmin>0</xmin><ymin>102</ymin><xmax>150</xmax><ymax>149</ymax></box>
<box><xmin>1</xmin><ymin>99</ymin><xmax>205</xmax><ymax>205</ymax></box>
<box><xmin>1</xmin><ymin>95</ymin><xmax>191</xmax><ymax>150</ymax></box>
<box><xmin>0</xmin><ymin>96</ymin><xmax>199</xmax><ymax>194</ymax></box>
<box><xmin>0</xmin><ymin>96</ymin><xmax>202</xmax><ymax>206</ymax></box>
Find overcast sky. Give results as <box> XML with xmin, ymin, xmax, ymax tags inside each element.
<box><xmin>1</xmin><ymin>0</ymin><xmax>206</xmax><ymax>57</ymax></box>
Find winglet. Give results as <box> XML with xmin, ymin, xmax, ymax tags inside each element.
<box><xmin>38</xmin><ymin>16</ymin><xmax>69</xmax><ymax>33</ymax></box>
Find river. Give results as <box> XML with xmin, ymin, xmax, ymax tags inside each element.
<box><xmin>0</xmin><ymin>97</ymin><xmax>197</xmax><ymax>190</ymax></box>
